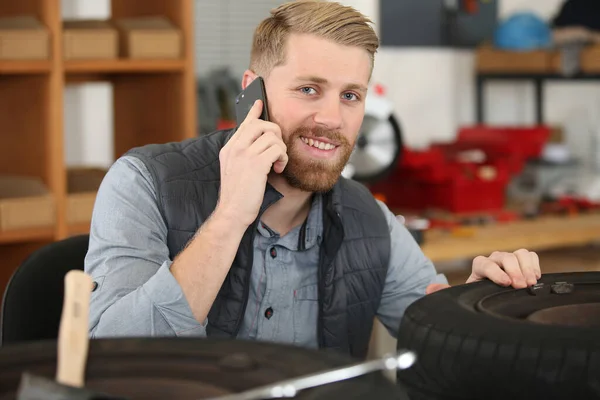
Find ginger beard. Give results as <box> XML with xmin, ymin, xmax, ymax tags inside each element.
<box><xmin>278</xmin><ymin>125</ymin><xmax>354</xmax><ymax>193</ymax></box>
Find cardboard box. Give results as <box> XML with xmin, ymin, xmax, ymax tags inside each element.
<box><xmin>549</xmin><ymin>51</ymin><xmax>564</xmax><ymax>74</ymax></box>
<box><xmin>66</xmin><ymin>167</ymin><xmax>106</xmax><ymax>225</ymax></box>
<box><xmin>63</xmin><ymin>20</ymin><xmax>118</xmax><ymax>60</ymax></box>
<box><xmin>0</xmin><ymin>176</ymin><xmax>55</xmax><ymax>232</ymax></box>
<box><xmin>0</xmin><ymin>16</ymin><xmax>49</xmax><ymax>60</ymax></box>
<box><xmin>581</xmin><ymin>44</ymin><xmax>600</xmax><ymax>73</ymax></box>
<box><xmin>114</xmin><ymin>16</ymin><xmax>181</xmax><ymax>59</ymax></box>
<box><xmin>476</xmin><ymin>44</ymin><xmax>552</xmax><ymax>73</ymax></box>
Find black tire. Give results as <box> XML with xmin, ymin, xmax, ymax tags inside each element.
<box><xmin>0</xmin><ymin>337</ymin><xmax>408</xmax><ymax>400</ymax></box>
<box><xmin>396</xmin><ymin>272</ymin><xmax>600</xmax><ymax>400</ymax></box>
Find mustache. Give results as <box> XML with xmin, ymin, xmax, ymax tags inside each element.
<box><xmin>290</xmin><ymin>126</ymin><xmax>349</xmax><ymax>146</ymax></box>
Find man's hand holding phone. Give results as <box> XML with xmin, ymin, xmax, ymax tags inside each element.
<box><xmin>216</xmin><ymin>100</ymin><xmax>288</xmax><ymax>227</ymax></box>
<box><xmin>170</xmin><ymin>100</ymin><xmax>286</xmax><ymax>324</ymax></box>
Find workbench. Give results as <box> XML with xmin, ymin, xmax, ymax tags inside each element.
<box><xmin>421</xmin><ymin>212</ymin><xmax>600</xmax><ymax>262</ymax></box>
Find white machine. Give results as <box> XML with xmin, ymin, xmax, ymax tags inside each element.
<box><xmin>342</xmin><ymin>85</ymin><xmax>403</xmax><ymax>183</ymax></box>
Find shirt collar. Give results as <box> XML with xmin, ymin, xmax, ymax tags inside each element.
<box><xmin>256</xmin><ymin>186</ymin><xmax>323</xmax><ymax>251</ymax></box>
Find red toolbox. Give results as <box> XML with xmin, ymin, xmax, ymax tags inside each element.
<box><xmin>378</xmin><ymin>160</ymin><xmax>510</xmax><ymax>213</ymax></box>
<box><xmin>369</xmin><ymin>125</ymin><xmax>550</xmax><ymax>213</ymax></box>
<box><xmin>451</xmin><ymin>125</ymin><xmax>550</xmax><ymax>173</ymax></box>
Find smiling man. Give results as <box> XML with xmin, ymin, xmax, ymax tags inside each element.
<box><xmin>85</xmin><ymin>0</ymin><xmax>542</xmax><ymax>359</ymax></box>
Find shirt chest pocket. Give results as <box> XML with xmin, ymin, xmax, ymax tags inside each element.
<box><xmin>293</xmin><ymin>284</ymin><xmax>319</xmax><ymax>348</ymax></box>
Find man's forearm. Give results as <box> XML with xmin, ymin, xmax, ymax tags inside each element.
<box><xmin>91</xmin><ymin>262</ymin><xmax>207</xmax><ymax>338</ymax></box>
<box><xmin>170</xmin><ymin>208</ymin><xmax>249</xmax><ymax>324</ymax></box>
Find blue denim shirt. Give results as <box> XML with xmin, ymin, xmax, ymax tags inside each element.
<box><xmin>85</xmin><ymin>156</ymin><xmax>448</xmax><ymax>345</ymax></box>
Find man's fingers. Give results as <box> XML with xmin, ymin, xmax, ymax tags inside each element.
<box><xmin>245</xmin><ymin>99</ymin><xmax>264</xmax><ymax>123</ymax></box>
<box><xmin>470</xmin><ymin>256</ymin><xmax>512</xmax><ymax>286</ymax></box>
<box><xmin>514</xmin><ymin>249</ymin><xmax>538</xmax><ymax>286</ymax></box>
<box><xmin>468</xmin><ymin>250</ymin><xmax>542</xmax><ymax>289</ymax></box>
<box><xmin>531</xmin><ymin>251</ymin><xmax>542</xmax><ymax>279</ymax></box>
<box><xmin>228</xmin><ymin>100</ymin><xmax>263</xmax><ymax>145</ymax></box>
<box><xmin>489</xmin><ymin>252</ymin><xmax>527</xmax><ymax>288</ymax></box>
<box><xmin>251</xmin><ymin>131</ymin><xmax>287</xmax><ymax>173</ymax></box>
<box><xmin>235</xmin><ymin>120</ymin><xmax>282</xmax><ymax>149</ymax></box>
<box><xmin>261</xmin><ymin>145</ymin><xmax>289</xmax><ymax>172</ymax></box>
<box><xmin>249</xmin><ymin>131</ymin><xmax>286</xmax><ymax>155</ymax></box>
<box><xmin>272</xmin><ymin>160</ymin><xmax>287</xmax><ymax>174</ymax></box>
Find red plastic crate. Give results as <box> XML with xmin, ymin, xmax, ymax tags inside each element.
<box><xmin>453</xmin><ymin>125</ymin><xmax>551</xmax><ymax>173</ymax></box>
<box><xmin>377</xmin><ymin>178</ymin><xmax>508</xmax><ymax>213</ymax></box>
<box><xmin>400</xmin><ymin>147</ymin><xmax>445</xmax><ymax>169</ymax></box>
<box><xmin>370</xmin><ymin>125</ymin><xmax>550</xmax><ymax>213</ymax></box>
<box><xmin>372</xmin><ymin>162</ymin><xmax>510</xmax><ymax>213</ymax></box>
<box><xmin>457</xmin><ymin>125</ymin><xmax>550</xmax><ymax>158</ymax></box>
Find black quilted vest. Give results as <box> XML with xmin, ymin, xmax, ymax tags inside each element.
<box><xmin>126</xmin><ymin>129</ymin><xmax>391</xmax><ymax>359</ymax></box>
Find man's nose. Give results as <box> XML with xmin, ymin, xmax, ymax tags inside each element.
<box><xmin>314</xmin><ymin>97</ymin><xmax>342</xmax><ymax>130</ymax></box>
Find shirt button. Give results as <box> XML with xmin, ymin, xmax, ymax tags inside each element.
<box><xmin>264</xmin><ymin>307</ymin><xmax>274</xmax><ymax>319</ymax></box>
<box><xmin>270</xmin><ymin>247</ymin><xmax>277</xmax><ymax>258</ymax></box>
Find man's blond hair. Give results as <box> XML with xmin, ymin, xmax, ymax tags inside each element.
<box><xmin>250</xmin><ymin>0</ymin><xmax>379</xmax><ymax>77</ymax></box>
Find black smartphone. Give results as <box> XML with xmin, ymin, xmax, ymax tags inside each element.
<box><xmin>235</xmin><ymin>76</ymin><xmax>270</xmax><ymax>125</ymax></box>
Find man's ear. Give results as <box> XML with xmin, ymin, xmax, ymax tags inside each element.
<box><xmin>241</xmin><ymin>70</ymin><xmax>258</xmax><ymax>90</ymax></box>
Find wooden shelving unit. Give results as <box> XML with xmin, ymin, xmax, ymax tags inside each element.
<box><xmin>0</xmin><ymin>0</ymin><xmax>197</xmax><ymax>293</ymax></box>
<box><xmin>66</xmin><ymin>222</ymin><xmax>95</xmax><ymax>237</ymax></box>
<box><xmin>0</xmin><ymin>228</ymin><xmax>55</xmax><ymax>245</ymax></box>
<box><xmin>0</xmin><ymin>61</ymin><xmax>52</xmax><ymax>74</ymax></box>
<box><xmin>65</xmin><ymin>59</ymin><xmax>186</xmax><ymax>74</ymax></box>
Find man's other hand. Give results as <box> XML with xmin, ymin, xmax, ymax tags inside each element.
<box><xmin>425</xmin><ymin>249</ymin><xmax>541</xmax><ymax>295</ymax></box>
<box><xmin>468</xmin><ymin>249</ymin><xmax>541</xmax><ymax>288</ymax></box>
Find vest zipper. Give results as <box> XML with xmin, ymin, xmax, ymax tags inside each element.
<box><xmin>298</xmin><ymin>217</ymin><xmax>308</xmax><ymax>251</ymax></box>
<box><xmin>317</xmin><ymin>205</ymin><xmax>340</xmax><ymax>349</ymax></box>
<box><xmin>318</xmin><ymin>207</ymin><xmax>344</xmax><ymax>351</ymax></box>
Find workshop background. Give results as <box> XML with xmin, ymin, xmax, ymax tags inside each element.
<box><xmin>0</xmin><ymin>0</ymin><xmax>599</xmax><ymax>369</ymax></box>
